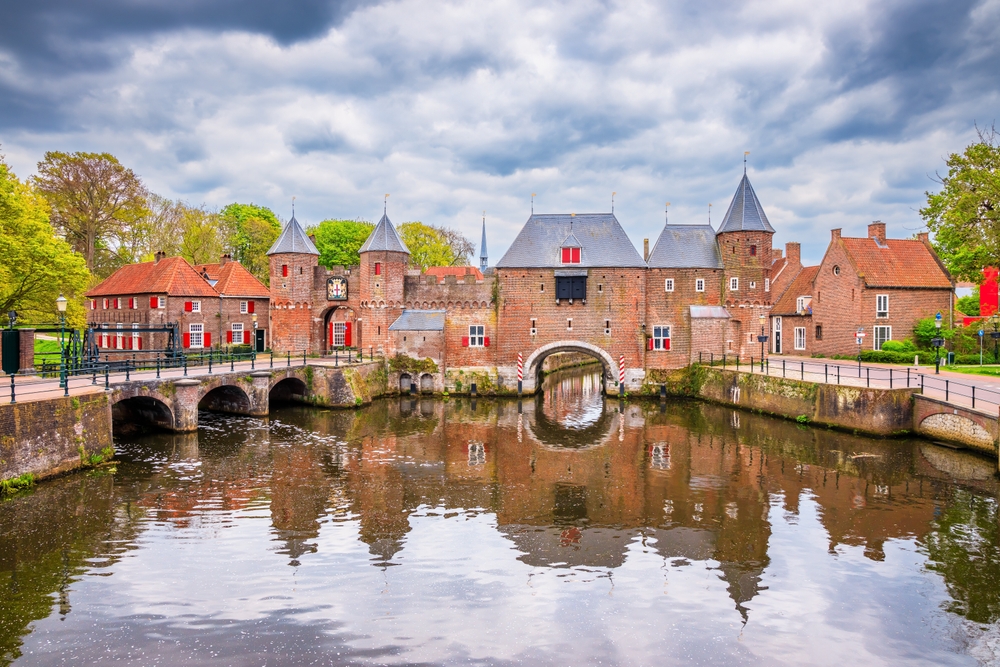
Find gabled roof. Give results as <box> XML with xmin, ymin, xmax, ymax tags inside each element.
<box><xmin>389</xmin><ymin>310</ymin><xmax>446</xmax><ymax>331</ymax></box>
<box><xmin>496</xmin><ymin>213</ymin><xmax>645</xmax><ymax>268</ymax></box>
<box><xmin>267</xmin><ymin>214</ymin><xmax>319</xmax><ymax>256</ymax></box>
<box><xmin>359</xmin><ymin>213</ymin><xmax>409</xmax><ymax>254</ymax></box>
<box><xmin>560</xmin><ymin>232</ymin><xmax>582</xmax><ymax>248</ymax></box>
<box><xmin>424</xmin><ymin>266</ymin><xmax>484</xmax><ymax>281</ymax></box>
<box><xmin>839</xmin><ymin>237</ymin><xmax>953</xmax><ymax>289</ymax></box>
<box><xmin>772</xmin><ymin>266</ymin><xmax>819</xmax><ymax>315</ymax></box>
<box><xmin>193</xmin><ymin>261</ymin><xmax>270</xmax><ymax>298</ymax></box>
<box><xmin>717</xmin><ymin>174</ymin><xmax>775</xmax><ymax>234</ymax></box>
<box><xmin>647</xmin><ymin>223</ymin><xmax>724</xmax><ymax>269</ymax></box>
<box><xmin>87</xmin><ymin>256</ymin><xmax>219</xmax><ymax>298</ymax></box>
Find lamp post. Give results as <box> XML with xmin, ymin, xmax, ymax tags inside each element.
<box><xmin>990</xmin><ymin>313</ymin><xmax>1000</xmax><ymax>364</ymax></box>
<box><xmin>856</xmin><ymin>326</ymin><xmax>865</xmax><ymax>374</ymax></box>
<box><xmin>757</xmin><ymin>313</ymin><xmax>768</xmax><ymax>371</ymax></box>
<box><xmin>55</xmin><ymin>294</ymin><xmax>67</xmax><ymax>387</ymax></box>
<box><xmin>932</xmin><ymin>311</ymin><xmax>944</xmax><ymax>375</ymax></box>
<box><xmin>252</xmin><ymin>313</ymin><xmax>258</xmax><ymax>354</ymax></box>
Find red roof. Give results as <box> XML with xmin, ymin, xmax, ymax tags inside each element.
<box><xmin>424</xmin><ymin>266</ymin><xmax>484</xmax><ymax>281</ymax></box>
<box><xmin>193</xmin><ymin>261</ymin><xmax>270</xmax><ymax>297</ymax></box>
<box><xmin>87</xmin><ymin>256</ymin><xmax>219</xmax><ymax>298</ymax></box>
<box><xmin>840</xmin><ymin>238</ymin><xmax>952</xmax><ymax>289</ymax></box>
<box><xmin>772</xmin><ymin>266</ymin><xmax>819</xmax><ymax>315</ymax></box>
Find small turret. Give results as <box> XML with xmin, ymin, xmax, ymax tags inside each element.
<box><xmin>480</xmin><ymin>215</ymin><xmax>488</xmax><ymax>273</ymax></box>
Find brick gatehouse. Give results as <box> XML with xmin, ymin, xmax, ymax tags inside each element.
<box><xmin>267</xmin><ymin>172</ymin><xmax>783</xmax><ymax>394</ymax></box>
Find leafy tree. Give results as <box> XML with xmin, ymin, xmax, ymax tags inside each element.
<box><xmin>0</xmin><ymin>156</ymin><xmax>91</xmax><ymax>327</ymax></box>
<box><xmin>220</xmin><ymin>203</ymin><xmax>281</xmax><ymax>284</ymax></box>
<box><xmin>178</xmin><ymin>205</ymin><xmax>225</xmax><ymax>265</ymax></box>
<box><xmin>956</xmin><ymin>286</ymin><xmax>980</xmax><ymax>316</ymax></box>
<box><xmin>311</xmin><ymin>219</ymin><xmax>374</xmax><ymax>268</ymax></box>
<box><xmin>913</xmin><ymin>317</ymin><xmax>955</xmax><ymax>349</ymax></box>
<box><xmin>398</xmin><ymin>221</ymin><xmax>468</xmax><ymax>270</ymax></box>
<box><xmin>437</xmin><ymin>226</ymin><xmax>475</xmax><ymax>265</ymax></box>
<box><xmin>921</xmin><ymin>125</ymin><xmax>1000</xmax><ymax>283</ymax></box>
<box><xmin>32</xmin><ymin>152</ymin><xmax>148</xmax><ymax>278</ymax></box>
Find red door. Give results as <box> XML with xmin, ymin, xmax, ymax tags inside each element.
<box><xmin>344</xmin><ymin>322</ymin><xmax>352</xmax><ymax>347</ymax></box>
<box><xmin>328</xmin><ymin>321</ymin><xmax>334</xmax><ymax>346</ymax></box>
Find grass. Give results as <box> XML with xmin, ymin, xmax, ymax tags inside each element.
<box><xmin>0</xmin><ymin>473</ymin><xmax>36</xmax><ymax>497</ymax></box>
<box><xmin>940</xmin><ymin>365</ymin><xmax>1000</xmax><ymax>377</ymax></box>
<box><xmin>34</xmin><ymin>338</ymin><xmax>62</xmax><ymax>365</ymax></box>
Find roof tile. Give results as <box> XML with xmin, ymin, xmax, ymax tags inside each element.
<box><xmin>87</xmin><ymin>256</ymin><xmax>219</xmax><ymax>298</ymax></box>
<box><xmin>772</xmin><ymin>266</ymin><xmax>819</xmax><ymax>315</ymax></box>
<box><xmin>841</xmin><ymin>238</ymin><xmax>952</xmax><ymax>288</ymax></box>
<box><xmin>496</xmin><ymin>213</ymin><xmax>645</xmax><ymax>268</ymax></box>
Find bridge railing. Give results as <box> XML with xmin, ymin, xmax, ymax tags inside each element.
<box><xmin>695</xmin><ymin>353</ymin><xmax>1000</xmax><ymax>412</ymax></box>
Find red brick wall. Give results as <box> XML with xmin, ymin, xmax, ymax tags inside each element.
<box><xmin>644</xmin><ymin>268</ymin><xmax>724</xmax><ymax>369</ymax></box>
<box><xmin>269</xmin><ymin>252</ymin><xmax>318</xmax><ymax>353</ymax></box>
<box><xmin>718</xmin><ymin>230</ymin><xmax>774</xmax><ymax>359</ymax></box>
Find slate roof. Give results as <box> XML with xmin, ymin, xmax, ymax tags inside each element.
<box><xmin>193</xmin><ymin>261</ymin><xmax>270</xmax><ymax>298</ymax></box>
<box><xmin>87</xmin><ymin>256</ymin><xmax>219</xmax><ymax>298</ymax></box>
<box><xmin>359</xmin><ymin>213</ymin><xmax>409</xmax><ymax>254</ymax></box>
<box><xmin>839</xmin><ymin>238</ymin><xmax>952</xmax><ymax>289</ymax></box>
<box><xmin>388</xmin><ymin>310</ymin><xmax>446</xmax><ymax>331</ymax></box>
<box><xmin>772</xmin><ymin>266</ymin><xmax>819</xmax><ymax>315</ymax></box>
<box><xmin>496</xmin><ymin>213</ymin><xmax>645</xmax><ymax>268</ymax></box>
<box><xmin>690</xmin><ymin>306</ymin><xmax>731</xmax><ymax>319</ymax></box>
<box><xmin>267</xmin><ymin>214</ymin><xmax>319</xmax><ymax>256</ymax></box>
<box><xmin>479</xmin><ymin>219</ymin><xmax>488</xmax><ymax>261</ymax></box>
<box><xmin>647</xmin><ymin>223</ymin><xmax>724</xmax><ymax>269</ymax></box>
<box><xmin>717</xmin><ymin>174</ymin><xmax>775</xmax><ymax>234</ymax></box>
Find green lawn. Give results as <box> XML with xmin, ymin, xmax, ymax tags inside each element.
<box><xmin>941</xmin><ymin>365</ymin><xmax>1000</xmax><ymax>377</ymax></box>
<box><xmin>33</xmin><ymin>338</ymin><xmax>63</xmax><ymax>366</ymax></box>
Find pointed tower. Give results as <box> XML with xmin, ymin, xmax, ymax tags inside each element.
<box><xmin>267</xmin><ymin>212</ymin><xmax>320</xmax><ymax>353</ymax></box>
<box><xmin>479</xmin><ymin>216</ymin><xmax>489</xmax><ymax>273</ymax></box>
<box><xmin>716</xmin><ymin>172</ymin><xmax>775</xmax><ymax>358</ymax></box>
<box><xmin>358</xmin><ymin>212</ymin><xmax>410</xmax><ymax>355</ymax></box>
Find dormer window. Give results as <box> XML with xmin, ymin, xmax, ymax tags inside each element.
<box><xmin>561</xmin><ymin>247</ymin><xmax>581</xmax><ymax>264</ymax></box>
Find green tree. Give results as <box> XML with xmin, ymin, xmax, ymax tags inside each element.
<box><xmin>398</xmin><ymin>221</ymin><xmax>460</xmax><ymax>270</ymax></box>
<box><xmin>220</xmin><ymin>203</ymin><xmax>281</xmax><ymax>284</ymax></box>
<box><xmin>921</xmin><ymin>125</ymin><xmax>1000</xmax><ymax>283</ymax></box>
<box><xmin>178</xmin><ymin>205</ymin><xmax>225</xmax><ymax>265</ymax></box>
<box><xmin>311</xmin><ymin>219</ymin><xmax>375</xmax><ymax>268</ymax></box>
<box><xmin>0</xmin><ymin>156</ymin><xmax>91</xmax><ymax>328</ymax></box>
<box><xmin>32</xmin><ymin>152</ymin><xmax>148</xmax><ymax>278</ymax></box>
<box><xmin>956</xmin><ymin>286</ymin><xmax>980</xmax><ymax>316</ymax></box>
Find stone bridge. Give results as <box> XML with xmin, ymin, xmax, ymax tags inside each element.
<box><xmin>913</xmin><ymin>394</ymin><xmax>1000</xmax><ymax>457</ymax></box>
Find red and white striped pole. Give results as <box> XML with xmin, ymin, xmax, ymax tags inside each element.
<box><xmin>517</xmin><ymin>352</ymin><xmax>523</xmax><ymax>395</ymax></box>
<box><xmin>619</xmin><ymin>355</ymin><xmax>625</xmax><ymax>387</ymax></box>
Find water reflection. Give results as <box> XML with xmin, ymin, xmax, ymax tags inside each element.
<box><xmin>1</xmin><ymin>368</ymin><xmax>1000</xmax><ymax>665</ymax></box>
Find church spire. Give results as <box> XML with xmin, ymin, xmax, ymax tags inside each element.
<box><xmin>480</xmin><ymin>212</ymin><xmax>488</xmax><ymax>273</ymax></box>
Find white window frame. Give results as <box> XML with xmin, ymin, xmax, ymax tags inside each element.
<box><xmin>131</xmin><ymin>323</ymin><xmax>140</xmax><ymax>347</ymax></box>
<box><xmin>794</xmin><ymin>327</ymin><xmax>806</xmax><ymax>350</ymax></box>
<box><xmin>874</xmin><ymin>325</ymin><xmax>891</xmax><ymax>350</ymax></box>
<box><xmin>189</xmin><ymin>323</ymin><xmax>204</xmax><ymax>349</ymax></box>
<box><xmin>157</xmin><ymin>296</ymin><xmax>166</xmax><ymax>309</ymax></box>
<box><xmin>468</xmin><ymin>325</ymin><xmax>484</xmax><ymax>347</ymax></box>
<box><xmin>664</xmin><ymin>278</ymin><xmax>674</xmax><ymax>292</ymax></box>
<box><xmin>103</xmin><ymin>298</ymin><xmax>109</xmax><ymax>309</ymax></box>
<box><xmin>468</xmin><ymin>441</ymin><xmax>486</xmax><ymax>466</ymax></box>
<box><xmin>650</xmin><ymin>443</ymin><xmax>670</xmax><ymax>470</ymax></box>
<box><xmin>232</xmin><ymin>322</ymin><xmax>244</xmax><ymax>344</ymax></box>
<box><xmin>796</xmin><ymin>296</ymin><xmax>806</xmax><ymax>312</ymax></box>
<box><xmin>765</xmin><ymin>278</ymin><xmax>770</xmax><ymax>292</ymax></box>
<box><xmin>652</xmin><ymin>325</ymin><xmax>670</xmax><ymax>351</ymax></box>
<box><xmin>240</xmin><ymin>301</ymin><xmax>248</xmax><ymax>314</ymax></box>
<box><xmin>876</xmin><ymin>294</ymin><xmax>888</xmax><ymax>318</ymax></box>
<box><xmin>332</xmin><ymin>322</ymin><xmax>346</xmax><ymax>347</ymax></box>
<box><xmin>191</xmin><ymin>300</ymin><xmax>202</xmax><ymax>313</ymax></box>
<box><xmin>695</xmin><ymin>278</ymin><xmax>705</xmax><ymax>292</ymax></box>
<box><xmin>730</xmin><ymin>277</ymin><xmax>739</xmax><ymax>291</ymax></box>
<box><xmin>116</xmin><ymin>323</ymin><xmax>124</xmax><ymax>349</ymax></box>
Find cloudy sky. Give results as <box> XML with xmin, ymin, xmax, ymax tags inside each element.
<box><xmin>1</xmin><ymin>0</ymin><xmax>998</xmax><ymax>265</ymax></box>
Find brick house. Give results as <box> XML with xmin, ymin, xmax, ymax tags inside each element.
<box><xmin>86</xmin><ymin>252</ymin><xmax>269</xmax><ymax>356</ymax></box>
<box><xmin>770</xmin><ymin>222</ymin><xmax>954</xmax><ymax>356</ymax></box>
<box><xmin>769</xmin><ymin>266</ymin><xmax>819</xmax><ymax>355</ymax></box>
<box><xmin>194</xmin><ymin>255</ymin><xmax>271</xmax><ymax>350</ymax></box>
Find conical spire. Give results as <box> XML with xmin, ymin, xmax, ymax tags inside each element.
<box><xmin>717</xmin><ymin>174</ymin><xmax>775</xmax><ymax>234</ymax></box>
<box><xmin>479</xmin><ymin>214</ymin><xmax>488</xmax><ymax>272</ymax></box>
<box><xmin>267</xmin><ymin>212</ymin><xmax>320</xmax><ymax>255</ymax></box>
<box><xmin>359</xmin><ymin>213</ymin><xmax>409</xmax><ymax>254</ymax></box>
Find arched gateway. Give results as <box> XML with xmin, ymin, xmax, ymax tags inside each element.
<box><xmin>522</xmin><ymin>341</ymin><xmax>617</xmax><ymax>395</ymax></box>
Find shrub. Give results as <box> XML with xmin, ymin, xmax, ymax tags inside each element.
<box><xmin>880</xmin><ymin>339</ymin><xmax>916</xmax><ymax>353</ymax></box>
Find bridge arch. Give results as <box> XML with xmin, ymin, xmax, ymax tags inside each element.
<box><xmin>270</xmin><ymin>377</ymin><xmax>308</xmax><ymax>405</ymax></box>
<box><xmin>523</xmin><ymin>340</ymin><xmax>616</xmax><ymax>393</ymax></box>
<box><xmin>112</xmin><ymin>395</ymin><xmax>175</xmax><ymax>433</ymax></box>
<box><xmin>199</xmin><ymin>384</ymin><xmax>253</xmax><ymax>415</ymax></box>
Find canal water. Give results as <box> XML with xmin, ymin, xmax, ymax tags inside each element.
<box><xmin>2</xmin><ymin>368</ymin><xmax>1000</xmax><ymax>666</ymax></box>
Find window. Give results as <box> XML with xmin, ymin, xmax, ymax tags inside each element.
<box><xmin>374</xmin><ymin>262</ymin><xmax>381</xmax><ymax>275</ymax></box>
<box><xmin>540</xmin><ymin>283</ymin><xmax>544</xmax><ymax>293</ymax></box>
<box><xmin>695</xmin><ymin>278</ymin><xmax>705</xmax><ymax>292</ymax></box>
<box><xmin>597</xmin><ymin>284</ymin><xmax>603</xmax><ymax>293</ymax></box>
<box><xmin>282</xmin><ymin>264</ymin><xmax>288</xmax><ymax>277</ymax></box>
<box><xmin>874</xmin><ymin>325</ymin><xmax>891</xmax><ymax>350</ymax></box>
<box><xmin>158</xmin><ymin>296</ymin><xmax>165</xmax><ymax>309</ymax></box>
<box><xmin>876</xmin><ymin>294</ymin><xmax>888</xmax><ymax>318</ymax></box>
<box><xmin>664</xmin><ymin>278</ymin><xmax>674</xmax><ymax>292</ymax></box>
<box><xmin>103</xmin><ymin>298</ymin><xmax>109</xmax><ymax>309</ymax></box>
<box><xmin>191</xmin><ymin>301</ymin><xmax>201</xmax><ymax>313</ymax></box>
<box><xmin>115</xmin><ymin>298</ymin><xmax>121</xmax><ymax>309</ymax></box>
<box><xmin>116</xmin><ymin>323</ymin><xmax>124</xmax><ymax>349</ymax></box>
<box><xmin>555</xmin><ymin>276</ymin><xmax>586</xmax><ymax>300</ymax></box>
<box><xmin>561</xmin><ymin>247</ymin><xmax>581</xmax><ymax>264</ymax></box>
<box><xmin>131</xmin><ymin>323</ymin><xmax>140</xmax><ymax>350</ymax></box>
<box><xmin>749</xmin><ymin>281</ymin><xmax>756</xmax><ymax>289</ymax></box>
<box><xmin>90</xmin><ymin>299</ymin><xmax>96</xmax><ymax>310</ymax></box>
<box><xmin>833</xmin><ymin>265</ymin><xmax>841</xmax><ymax>276</ymax></box>
<box><xmin>332</xmin><ymin>322</ymin><xmax>346</xmax><ymax>347</ymax></box>
<box><xmin>652</xmin><ymin>325</ymin><xmax>671</xmax><ymax>350</ymax></box>
<box><xmin>231</xmin><ymin>322</ymin><xmax>244</xmax><ymax>344</ymax></box>
<box><xmin>650</xmin><ymin>443</ymin><xmax>670</xmax><ymax>470</ymax></box>
<box><xmin>468</xmin><ymin>325</ymin><xmax>484</xmax><ymax>347</ymax></box>
<box><xmin>750</xmin><ymin>245</ymin><xmax>757</xmax><ymax>256</ymax></box>
<box><xmin>730</xmin><ymin>277</ymin><xmax>739</xmax><ymax>291</ymax></box>
<box><xmin>796</xmin><ymin>296</ymin><xmax>806</xmax><ymax>312</ymax></box>
<box><xmin>530</xmin><ymin>319</ymin><xmax>537</xmax><ymax>335</ymax></box>
<box><xmin>794</xmin><ymin>327</ymin><xmax>806</xmax><ymax>350</ymax></box>
<box><xmin>189</xmin><ymin>324</ymin><xmax>204</xmax><ymax>349</ymax></box>
<box><xmin>815</xmin><ymin>325</ymin><xmax>823</xmax><ymax>340</ymax></box>
<box><xmin>566</xmin><ymin>318</ymin><xmax>573</xmax><ymax>330</ymax></box>
<box><xmin>240</xmin><ymin>301</ymin><xmax>248</xmax><ymax>314</ymax></box>
<box><xmin>468</xmin><ymin>442</ymin><xmax>486</xmax><ymax>466</ymax></box>
<box><xmin>765</xmin><ymin>278</ymin><xmax>770</xmax><ymax>292</ymax></box>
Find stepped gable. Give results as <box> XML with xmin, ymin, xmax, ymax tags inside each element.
<box><xmin>771</xmin><ymin>266</ymin><xmax>819</xmax><ymax>315</ymax></box>
<box><xmin>359</xmin><ymin>213</ymin><xmax>409</xmax><ymax>254</ymax></box>
<box><xmin>839</xmin><ymin>237</ymin><xmax>952</xmax><ymax>289</ymax></box>
<box><xmin>86</xmin><ymin>256</ymin><xmax>218</xmax><ymax>297</ymax></box>
<box><xmin>496</xmin><ymin>213</ymin><xmax>645</xmax><ymax>268</ymax></box>
<box><xmin>267</xmin><ymin>213</ymin><xmax>319</xmax><ymax>256</ymax></box>
<box><xmin>647</xmin><ymin>222</ymin><xmax>724</xmax><ymax>269</ymax></box>
<box><xmin>194</xmin><ymin>261</ymin><xmax>270</xmax><ymax>297</ymax></box>
<box><xmin>717</xmin><ymin>174</ymin><xmax>775</xmax><ymax>234</ymax></box>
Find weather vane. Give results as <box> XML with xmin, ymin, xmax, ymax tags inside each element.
<box><xmin>744</xmin><ymin>151</ymin><xmax>750</xmax><ymax>173</ymax></box>
<box><xmin>708</xmin><ymin>202</ymin><xmax>712</xmax><ymax>225</ymax></box>
<box><xmin>531</xmin><ymin>193</ymin><xmax>536</xmax><ymax>214</ymax></box>
<box><xmin>612</xmin><ymin>191</ymin><xmax>616</xmax><ymax>213</ymax></box>
<box><xmin>384</xmin><ymin>193</ymin><xmax>389</xmax><ymax>214</ymax></box>
<box><xmin>665</xmin><ymin>201</ymin><xmax>670</xmax><ymax>224</ymax></box>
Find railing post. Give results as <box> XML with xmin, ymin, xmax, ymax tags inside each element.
<box><xmin>782</xmin><ymin>359</ymin><xmax>786</xmax><ymax>377</ymax></box>
<box><xmin>723</xmin><ymin>354</ymin><xmax>726</xmax><ymax>369</ymax></box>
<box><xmin>183</xmin><ymin>356</ymin><xmax>188</xmax><ymax>377</ymax></box>
<box><xmin>920</xmin><ymin>374</ymin><xmax>924</xmax><ymax>393</ymax></box>
<box><xmin>370</xmin><ymin>346</ymin><xmax>373</xmax><ymax>362</ymax></box>
<box><xmin>751</xmin><ymin>356</ymin><xmax>754</xmax><ymax>373</ymax></box>
<box><xmin>92</xmin><ymin>363</ymin><xmax>97</xmax><ymax>385</ymax></box>
<box><xmin>946</xmin><ymin>380</ymin><xmax>949</xmax><ymax>401</ymax></box>
<box><xmin>9</xmin><ymin>373</ymin><xmax>15</xmax><ymax>404</ymax></box>
<box><xmin>866</xmin><ymin>367</ymin><xmax>870</xmax><ymax>388</ymax></box>
<box><xmin>700</xmin><ymin>352</ymin><xmax>703</xmax><ymax>364</ymax></box>
<box><xmin>335</xmin><ymin>348</ymin><xmax>339</xmax><ymax>367</ymax></box>
<box><xmin>800</xmin><ymin>361</ymin><xmax>804</xmax><ymax>380</ymax></box>
<box><xmin>125</xmin><ymin>361</ymin><xmax>130</xmax><ymax>382</ymax></box>
<box><xmin>104</xmin><ymin>365</ymin><xmax>110</xmax><ymax>390</ymax></box>
<box><xmin>907</xmin><ymin>368</ymin><xmax>910</xmax><ymax>388</ymax></box>
<box><xmin>711</xmin><ymin>352</ymin><xmax>714</xmax><ymax>365</ymax></box>
<box><xmin>251</xmin><ymin>351</ymin><xmax>255</xmax><ymax>370</ymax></box>
<box><xmin>303</xmin><ymin>350</ymin><xmax>307</xmax><ymax>366</ymax></box>
<box><xmin>287</xmin><ymin>350</ymin><xmax>291</xmax><ymax>368</ymax></box>
<box><xmin>825</xmin><ymin>364</ymin><xmax>828</xmax><ymax>383</ymax></box>
<box><xmin>231</xmin><ymin>353</ymin><xmax>235</xmax><ymax>372</ymax></box>
<box><xmin>156</xmin><ymin>355</ymin><xmax>161</xmax><ymax>379</ymax></box>
<box><xmin>972</xmin><ymin>385</ymin><xmax>976</xmax><ymax>409</ymax></box>
<box><xmin>270</xmin><ymin>350</ymin><xmax>274</xmax><ymax>368</ymax></box>
<box><xmin>209</xmin><ymin>356</ymin><xmax>213</xmax><ymax>374</ymax></box>
<box><xmin>836</xmin><ymin>366</ymin><xmax>840</xmax><ymax>384</ymax></box>
<box><xmin>889</xmin><ymin>368</ymin><xmax>892</xmax><ymax>389</ymax></box>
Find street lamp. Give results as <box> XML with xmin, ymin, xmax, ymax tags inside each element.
<box><xmin>932</xmin><ymin>311</ymin><xmax>945</xmax><ymax>375</ymax></box>
<box><xmin>856</xmin><ymin>326</ymin><xmax>865</xmax><ymax>374</ymax></box>
<box><xmin>757</xmin><ymin>313</ymin><xmax>768</xmax><ymax>371</ymax></box>
<box><xmin>55</xmin><ymin>294</ymin><xmax>67</xmax><ymax>387</ymax></box>
<box><xmin>252</xmin><ymin>313</ymin><xmax>258</xmax><ymax>354</ymax></box>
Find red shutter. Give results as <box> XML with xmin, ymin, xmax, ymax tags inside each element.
<box><xmin>282</xmin><ymin>265</ymin><xmax>288</xmax><ymax>277</ymax></box>
<box><xmin>462</xmin><ymin>336</ymin><xmax>469</xmax><ymax>347</ymax></box>
<box><xmin>90</xmin><ymin>299</ymin><xmax>96</xmax><ymax>310</ymax></box>
<box><xmin>572</xmin><ymin>247</ymin><xmax>580</xmax><ymax>263</ymax></box>
<box><xmin>183</xmin><ymin>333</ymin><xmax>191</xmax><ymax>348</ymax></box>
<box><xmin>561</xmin><ymin>248</ymin><xmax>570</xmax><ymax>263</ymax></box>
<box><xmin>129</xmin><ymin>297</ymin><xmax>134</xmax><ymax>309</ymax></box>
<box><xmin>328</xmin><ymin>322</ymin><xmax>333</xmax><ymax>345</ymax></box>
<box><xmin>248</xmin><ymin>301</ymin><xmax>255</xmax><ymax>314</ymax></box>
<box><xmin>204</xmin><ymin>332</ymin><xmax>211</xmax><ymax>348</ymax></box>
<box><xmin>484</xmin><ymin>336</ymin><xmax>490</xmax><ymax>347</ymax></box>
<box><xmin>375</xmin><ymin>262</ymin><xmax>381</xmax><ymax>275</ymax></box>
<box><xmin>184</xmin><ymin>301</ymin><xmax>192</xmax><ymax>312</ymax></box>
<box><xmin>344</xmin><ymin>322</ymin><xmax>352</xmax><ymax>347</ymax></box>
<box><xmin>137</xmin><ymin>337</ymin><xmax>143</xmax><ymax>350</ymax></box>
<box><xmin>227</xmin><ymin>330</ymin><xmax>233</xmax><ymax>343</ymax></box>
<box><xmin>243</xmin><ymin>331</ymin><xmax>250</xmax><ymax>344</ymax></box>
<box><xmin>664</xmin><ymin>338</ymin><xmax>671</xmax><ymax>351</ymax></box>
<box><xmin>150</xmin><ymin>296</ymin><xmax>157</xmax><ymax>308</ymax></box>
<box><xmin>648</xmin><ymin>338</ymin><xmax>654</xmax><ymax>350</ymax></box>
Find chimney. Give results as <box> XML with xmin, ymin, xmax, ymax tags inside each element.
<box><xmin>773</xmin><ymin>249</ymin><xmax>783</xmax><ymax>259</ymax></box>
<box><xmin>785</xmin><ymin>242</ymin><xmax>801</xmax><ymax>267</ymax></box>
<box><xmin>219</xmin><ymin>253</ymin><xmax>231</xmax><ymax>266</ymax></box>
<box><xmin>154</xmin><ymin>251</ymin><xmax>165</xmax><ymax>264</ymax></box>
<box><xmin>868</xmin><ymin>221</ymin><xmax>886</xmax><ymax>245</ymax></box>
<box><xmin>643</xmin><ymin>238</ymin><xmax>649</xmax><ymax>262</ymax></box>
<box><xmin>831</xmin><ymin>228</ymin><xmax>842</xmax><ymax>241</ymax></box>
<box><xmin>310</xmin><ymin>234</ymin><xmax>318</xmax><ymax>246</ymax></box>
<box><xmin>917</xmin><ymin>231</ymin><xmax>930</xmax><ymax>243</ymax></box>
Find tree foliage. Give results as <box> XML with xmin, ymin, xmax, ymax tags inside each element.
<box><xmin>398</xmin><ymin>221</ymin><xmax>474</xmax><ymax>270</ymax></box>
<box><xmin>178</xmin><ymin>205</ymin><xmax>225</xmax><ymax>265</ymax></box>
<box><xmin>32</xmin><ymin>152</ymin><xmax>149</xmax><ymax>279</ymax></box>
<box><xmin>921</xmin><ymin>125</ymin><xmax>1000</xmax><ymax>283</ymax></box>
<box><xmin>311</xmin><ymin>219</ymin><xmax>375</xmax><ymax>268</ymax></box>
<box><xmin>0</xmin><ymin>157</ymin><xmax>91</xmax><ymax>327</ymax></box>
<box><xmin>219</xmin><ymin>203</ymin><xmax>281</xmax><ymax>284</ymax></box>
<box><xmin>956</xmin><ymin>286</ymin><xmax>980</xmax><ymax>316</ymax></box>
